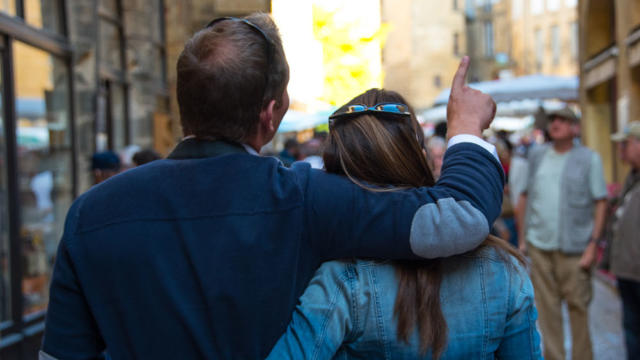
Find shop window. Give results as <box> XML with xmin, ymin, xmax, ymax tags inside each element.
<box><xmin>24</xmin><ymin>0</ymin><xmax>64</xmax><ymax>35</ymax></box>
<box><xmin>13</xmin><ymin>41</ymin><xmax>72</xmax><ymax>316</ymax></box>
<box><xmin>0</xmin><ymin>57</ymin><xmax>9</xmax><ymax>324</ymax></box>
<box><xmin>0</xmin><ymin>0</ymin><xmax>16</xmax><ymax>16</ymax></box>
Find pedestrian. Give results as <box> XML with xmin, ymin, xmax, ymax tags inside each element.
<box><xmin>278</xmin><ymin>138</ymin><xmax>300</xmax><ymax>166</ymax></box>
<box><xmin>607</xmin><ymin>121</ymin><xmax>640</xmax><ymax>360</ymax></box>
<box><xmin>132</xmin><ymin>149</ymin><xmax>162</xmax><ymax>166</ymax></box>
<box><xmin>41</xmin><ymin>13</ymin><xmax>502</xmax><ymax>359</ymax></box>
<box><xmin>267</xmin><ymin>88</ymin><xmax>541</xmax><ymax>359</ymax></box>
<box><xmin>517</xmin><ymin>107</ymin><xmax>608</xmax><ymax>360</ymax></box>
<box><xmin>426</xmin><ymin>135</ymin><xmax>446</xmax><ymax>179</ymax></box>
<box><xmin>90</xmin><ymin>151</ymin><xmax>121</xmax><ymax>184</ymax></box>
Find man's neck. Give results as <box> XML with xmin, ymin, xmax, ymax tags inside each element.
<box><xmin>552</xmin><ymin>138</ymin><xmax>574</xmax><ymax>153</ymax></box>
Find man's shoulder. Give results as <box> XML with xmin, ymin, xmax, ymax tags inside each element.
<box><xmin>74</xmin><ymin>157</ymin><xmax>311</xmax><ymax>234</ymax></box>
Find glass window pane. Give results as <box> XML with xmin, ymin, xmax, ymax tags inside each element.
<box><xmin>0</xmin><ymin>0</ymin><xmax>16</xmax><ymax>16</ymax></box>
<box><xmin>0</xmin><ymin>55</ymin><xmax>9</xmax><ymax>323</ymax></box>
<box><xmin>100</xmin><ymin>20</ymin><xmax>123</xmax><ymax>71</ymax></box>
<box><xmin>24</xmin><ymin>0</ymin><xmax>64</xmax><ymax>34</ymax></box>
<box><xmin>13</xmin><ymin>42</ymin><xmax>72</xmax><ymax>316</ymax></box>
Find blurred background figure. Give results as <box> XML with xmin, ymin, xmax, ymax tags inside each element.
<box><xmin>133</xmin><ymin>149</ymin><xmax>162</xmax><ymax>166</ymax></box>
<box><xmin>91</xmin><ymin>151</ymin><xmax>121</xmax><ymax>185</ymax></box>
<box><xmin>606</xmin><ymin>121</ymin><xmax>640</xmax><ymax>360</ymax></box>
<box><xmin>300</xmin><ymin>138</ymin><xmax>324</xmax><ymax>169</ymax></box>
<box><xmin>426</xmin><ymin>136</ymin><xmax>446</xmax><ymax>180</ymax></box>
<box><xmin>279</xmin><ymin>138</ymin><xmax>301</xmax><ymax>167</ymax></box>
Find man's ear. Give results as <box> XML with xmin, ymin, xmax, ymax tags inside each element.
<box><xmin>259</xmin><ymin>99</ymin><xmax>278</xmax><ymax>133</ymax></box>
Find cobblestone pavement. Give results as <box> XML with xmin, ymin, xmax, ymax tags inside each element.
<box><xmin>538</xmin><ymin>276</ymin><xmax>626</xmax><ymax>359</ymax></box>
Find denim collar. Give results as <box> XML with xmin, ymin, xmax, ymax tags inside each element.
<box><xmin>167</xmin><ymin>138</ymin><xmax>248</xmax><ymax>160</ymax></box>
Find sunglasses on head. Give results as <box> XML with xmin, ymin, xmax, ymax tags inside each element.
<box><xmin>206</xmin><ymin>17</ymin><xmax>275</xmax><ymax>97</ymax></box>
<box><xmin>329</xmin><ymin>103</ymin><xmax>411</xmax><ymax>127</ymax></box>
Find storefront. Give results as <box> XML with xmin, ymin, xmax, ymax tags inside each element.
<box><xmin>0</xmin><ymin>1</ymin><xmax>169</xmax><ymax>358</ymax></box>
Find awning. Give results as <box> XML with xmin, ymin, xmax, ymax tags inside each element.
<box><xmin>432</xmin><ymin>75</ymin><xmax>578</xmax><ymax>106</ymax></box>
<box><xmin>277</xmin><ymin>109</ymin><xmax>331</xmax><ymax>133</ymax></box>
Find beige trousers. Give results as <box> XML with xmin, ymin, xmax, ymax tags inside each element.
<box><xmin>528</xmin><ymin>245</ymin><xmax>593</xmax><ymax>360</ymax></box>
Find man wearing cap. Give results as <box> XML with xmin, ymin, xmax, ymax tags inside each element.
<box><xmin>517</xmin><ymin>107</ymin><xmax>607</xmax><ymax>360</ymax></box>
<box><xmin>608</xmin><ymin>121</ymin><xmax>640</xmax><ymax>359</ymax></box>
<box><xmin>41</xmin><ymin>13</ymin><xmax>503</xmax><ymax>359</ymax></box>
<box><xmin>91</xmin><ymin>151</ymin><xmax>121</xmax><ymax>184</ymax></box>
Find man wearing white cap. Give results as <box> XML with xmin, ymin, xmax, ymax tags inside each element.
<box><xmin>608</xmin><ymin>121</ymin><xmax>640</xmax><ymax>360</ymax></box>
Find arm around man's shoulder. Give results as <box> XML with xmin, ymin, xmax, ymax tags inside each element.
<box><xmin>302</xmin><ymin>139</ymin><xmax>504</xmax><ymax>261</ymax></box>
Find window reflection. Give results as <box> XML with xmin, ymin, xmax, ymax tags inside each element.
<box><xmin>0</xmin><ymin>0</ymin><xmax>16</xmax><ymax>16</ymax></box>
<box><xmin>14</xmin><ymin>42</ymin><xmax>72</xmax><ymax>316</ymax></box>
<box><xmin>24</xmin><ymin>0</ymin><xmax>64</xmax><ymax>34</ymax></box>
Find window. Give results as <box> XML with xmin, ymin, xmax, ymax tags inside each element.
<box><xmin>98</xmin><ymin>0</ymin><xmax>129</xmax><ymax>152</ymax></box>
<box><xmin>565</xmin><ymin>0</ymin><xmax>577</xmax><ymax>7</ymax></box>
<box><xmin>14</xmin><ymin>42</ymin><xmax>72</xmax><ymax>316</ymax></box>
<box><xmin>484</xmin><ymin>21</ymin><xmax>494</xmax><ymax>57</ymax></box>
<box><xmin>512</xmin><ymin>0</ymin><xmax>522</xmax><ymax>19</ymax></box>
<box><xmin>547</xmin><ymin>0</ymin><xmax>561</xmax><ymax>12</ymax></box>
<box><xmin>0</xmin><ymin>0</ymin><xmax>16</xmax><ymax>16</ymax></box>
<box><xmin>454</xmin><ymin>32</ymin><xmax>460</xmax><ymax>56</ymax></box>
<box><xmin>0</xmin><ymin>0</ymin><xmax>64</xmax><ymax>34</ymax></box>
<box><xmin>551</xmin><ymin>25</ymin><xmax>559</xmax><ymax>65</ymax></box>
<box><xmin>531</xmin><ymin>0</ymin><xmax>544</xmax><ymax>15</ymax></box>
<box><xmin>152</xmin><ymin>0</ymin><xmax>167</xmax><ymax>87</ymax></box>
<box><xmin>535</xmin><ymin>29</ymin><xmax>543</xmax><ymax>71</ymax></box>
<box><xmin>570</xmin><ymin>21</ymin><xmax>578</xmax><ymax>60</ymax></box>
<box><xmin>0</xmin><ymin>55</ymin><xmax>8</xmax><ymax>324</ymax></box>
<box><xmin>24</xmin><ymin>0</ymin><xmax>65</xmax><ymax>34</ymax></box>
<box><xmin>0</xmin><ymin>1</ymin><xmax>75</xmax><ymax>356</ymax></box>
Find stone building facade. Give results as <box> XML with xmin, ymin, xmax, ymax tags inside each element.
<box><xmin>465</xmin><ymin>0</ymin><xmax>578</xmax><ymax>82</ymax></box>
<box><xmin>579</xmin><ymin>0</ymin><xmax>640</xmax><ymax>184</ymax></box>
<box><xmin>381</xmin><ymin>0</ymin><xmax>466</xmax><ymax>109</ymax></box>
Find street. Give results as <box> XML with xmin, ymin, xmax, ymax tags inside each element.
<box><xmin>545</xmin><ymin>275</ymin><xmax>626</xmax><ymax>359</ymax></box>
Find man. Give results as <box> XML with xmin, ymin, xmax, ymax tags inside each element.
<box><xmin>41</xmin><ymin>14</ymin><xmax>502</xmax><ymax>359</ymax></box>
<box><xmin>91</xmin><ymin>151</ymin><xmax>121</xmax><ymax>184</ymax></box>
<box><xmin>517</xmin><ymin>108</ymin><xmax>607</xmax><ymax>360</ymax></box>
<box><xmin>279</xmin><ymin>138</ymin><xmax>300</xmax><ymax>166</ymax></box>
<box><xmin>609</xmin><ymin>121</ymin><xmax>640</xmax><ymax>359</ymax></box>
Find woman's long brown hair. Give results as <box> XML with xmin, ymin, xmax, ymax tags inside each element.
<box><xmin>323</xmin><ymin>88</ymin><xmax>525</xmax><ymax>359</ymax></box>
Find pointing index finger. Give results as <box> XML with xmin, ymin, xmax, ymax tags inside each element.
<box><xmin>451</xmin><ymin>56</ymin><xmax>470</xmax><ymax>93</ymax></box>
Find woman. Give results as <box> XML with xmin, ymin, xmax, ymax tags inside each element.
<box><xmin>267</xmin><ymin>89</ymin><xmax>541</xmax><ymax>359</ymax></box>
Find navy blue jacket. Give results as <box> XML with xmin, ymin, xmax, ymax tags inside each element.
<box><xmin>41</xmin><ymin>139</ymin><xmax>503</xmax><ymax>359</ymax></box>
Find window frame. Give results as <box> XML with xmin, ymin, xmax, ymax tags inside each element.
<box><xmin>0</xmin><ymin>0</ymin><xmax>76</xmax><ymax>349</ymax></box>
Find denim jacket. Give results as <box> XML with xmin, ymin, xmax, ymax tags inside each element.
<box><xmin>267</xmin><ymin>247</ymin><xmax>542</xmax><ymax>359</ymax></box>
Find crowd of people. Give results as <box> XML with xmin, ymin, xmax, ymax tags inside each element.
<box><xmin>38</xmin><ymin>11</ymin><xmax>639</xmax><ymax>360</ymax></box>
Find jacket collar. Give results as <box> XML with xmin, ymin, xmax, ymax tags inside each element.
<box><xmin>167</xmin><ymin>138</ymin><xmax>248</xmax><ymax>160</ymax></box>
